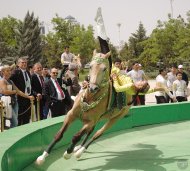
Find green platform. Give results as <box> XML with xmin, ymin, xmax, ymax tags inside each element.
<box><xmin>0</xmin><ymin>102</ymin><xmax>190</xmax><ymax>171</ymax></box>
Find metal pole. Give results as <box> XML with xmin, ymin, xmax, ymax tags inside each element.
<box><xmin>0</xmin><ymin>100</ymin><xmax>4</xmax><ymax>132</ymax></box>
<box><xmin>117</xmin><ymin>23</ymin><xmax>121</xmax><ymax>56</ymax></box>
<box><xmin>170</xmin><ymin>0</ymin><xmax>174</xmax><ymax>18</ymax></box>
<box><xmin>30</xmin><ymin>99</ymin><xmax>35</xmax><ymax>122</ymax></box>
<box><xmin>37</xmin><ymin>98</ymin><xmax>40</xmax><ymax>121</ymax></box>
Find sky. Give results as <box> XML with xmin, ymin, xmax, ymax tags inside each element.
<box><xmin>1</xmin><ymin>0</ymin><xmax>190</xmax><ymax>46</ymax></box>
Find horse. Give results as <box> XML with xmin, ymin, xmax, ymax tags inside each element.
<box><xmin>73</xmin><ymin>54</ymin><xmax>82</xmax><ymax>70</ymax></box>
<box><xmin>36</xmin><ymin>39</ymin><xmax>134</xmax><ymax>165</ymax></box>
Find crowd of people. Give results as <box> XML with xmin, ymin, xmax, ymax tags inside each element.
<box><xmin>112</xmin><ymin>59</ymin><xmax>189</xmax><ymax>105</ymax></box>
<box><xmin>0</xmin><ymin>48</ymin><xmax>189</xmax><ymax>130</ymax></box>
<box><xmin>0</xmin><ymin>8</ymin><xmax>189</xmax><ymax>131</ymax></box>
<box><xmin>0</xmin><ymin>46</ymin><xmax>83</xmax><ymax>129</ymax></box>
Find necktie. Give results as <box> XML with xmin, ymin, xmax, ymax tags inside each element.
<box><xmin>24</xmin><ymin>71</ymin><xmax>28</xmax><ymax>81</ymax></box>
<box><xmin>55</xmin><ymin>80</ymin><xmax>65</xmax><ymax>99</ymax></box>
<box><xmin>39</xmin><ymin>76</ymin><xmax>44</xmax><ymax>87</ymax></box>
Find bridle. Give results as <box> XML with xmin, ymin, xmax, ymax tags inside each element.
<box><xmin>79</xmin><ymin>55</ymin><xmax>110</xmax><ymax>118</ymax></box>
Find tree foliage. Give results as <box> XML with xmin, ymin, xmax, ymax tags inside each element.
<box><xmin>128</xmin><ymin>22</ymin><xmax>147</xmax><ymax>59</ymax></box>
<box><xmin>16</xmin><ymin>11</ymin><xmax>42</xmax><ymax>65</ymax></box>
<box><xmin>140</xmin><ymin>13</ymin><xmax>190</xmax><ymax>68</ymax></box>
<box><xmin>1</xmin><ymin>10</ymin><xmax>190</xmax><ymax>72</ymax></box>
<box><xmin>0</xmin><ymin>16</ymin><xmax>20</xmax><ymax>64</ymax></box>
<box><xmin>42</xmin><ymin>15</ymin><xmax>96</xmax><ymax>67</ymax></box>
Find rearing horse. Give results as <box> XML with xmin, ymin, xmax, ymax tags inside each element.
<box><xmin>36</xmin><ymin>37</ymin><xmax>132</xmax><ymax>164</ymax></box>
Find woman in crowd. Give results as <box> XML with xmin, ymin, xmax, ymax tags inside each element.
<box><xmin>0</xmin><ymin>65</ymin><xmax>34</xmax><ymax>128</ymax></box>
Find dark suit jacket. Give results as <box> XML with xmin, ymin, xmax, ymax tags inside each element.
<box><xmin>10</xmin><ymin>68</ymin><xmax>31</xmax><ymax>93</ymax></box>
<box><xmin>44</xmin><ymin>78</ymin><xmax>73</xmax><ymax>109</ymax></box>
<box><xmin>10</xmin><ymin>68</ymin><xmax>32</xmax><ymax>122</ymax></box>
<box><xmin>31</xmin><ymin>73</ymin><xmax>43</xmax><ymax>96</ymax></box>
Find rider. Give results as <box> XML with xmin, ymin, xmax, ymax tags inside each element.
<box><xmin>95</xmin><ymin>7</ymin><xmax>174</xmax><ymax>104</ymax></box>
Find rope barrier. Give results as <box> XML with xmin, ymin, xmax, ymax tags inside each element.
<box><xmin>0</xmin><ymin>98</ymin><xmax>41</xmax><ymax>132</ymax></box>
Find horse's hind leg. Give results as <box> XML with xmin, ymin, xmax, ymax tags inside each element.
<box><xmin>64</xmin><ymin>124</ymin><xmax>94</xmax><ymax>159</ymax></box>
<box><xmin>74</xmin><ymin>109</ymin><xmax>128</xmax><ymax>158</ymax></box>
<box><xmin>36</xmin><ymin>112</ymin><xmax>75</xmax><ymax>165</ymax></box>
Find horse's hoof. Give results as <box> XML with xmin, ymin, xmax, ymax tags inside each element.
<box><xmin>74</xmin><ymin>147</ymin><xmax>86</xmax><ymax>159</ymax></box>
<box><xmin>35</xmin><ymin>151</ymin><xmax>48</xmax><ymax>165</ymax></box>
<box><xmin>35</xmin><ymin>156</ymin><xmax>45</xmax><ymax>165</ymax></box>
<box><xmin>73</xmin><ymin>145</ymin><xmax>82</xmax><ymax>153</ymax></box>
<box><xmin>63</xmin><ymin>151</ymin><xmax>72</xmax><ymax>160</ymax></box>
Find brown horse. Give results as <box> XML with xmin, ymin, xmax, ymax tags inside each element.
<box><xmin>36</xmin><ymin>45</ymin><xmax>135</xmax><ymax>165</ymax></box>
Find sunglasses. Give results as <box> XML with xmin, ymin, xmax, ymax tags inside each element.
<box><xmin>52</xmin><ymin>72</ymin><xmax>58</xmax><ymax>75</ymax></box>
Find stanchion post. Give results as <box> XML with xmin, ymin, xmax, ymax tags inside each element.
<box><xmin>0</xmin><ymin>100</ymin><xmax>4</xmax><ymax>132</ymax></box>
<box><xmin>30</xmin><ymin>99</ymin><xmax>35</xmax><ymax>122</ymax></box>
<box><xmin>37</xmin><ymin>98</ymin><xmax>40</xmax><ymax>121</ymax></box>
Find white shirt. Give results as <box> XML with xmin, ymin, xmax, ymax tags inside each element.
<box><xmin>51</xmin><ymin>78</ymin><xmax>65</xmax><ymax>100</ymax></box>
<box><xmin>167</xmin><ymin>72</ymin><xmax>177</xmax><ymax>91</ymax></box>
<box><xmin>21</xmin><ymin>69</ymin><xmax>31</xmax><ymax>95</ymax></box>
<box><xmin>127</xmin><ymin>69</ymin><xmax>146</xmax><ymax>83</ymax></box>
<box><xmin>61</xmin><ymin>52</ymin><xmax>74</xmax><ymax>65</ymax></box>
<box><xmin>155</xmin><ymin>74</ymin><xmax>167</xmax><ymax>97</ymax></box>
<box><xmin>173</xmin><ymin>79</ymin><xmax>187</xmax><ymax>97</ymax></box>
<box><xmin>35</xmin><ymin>73</ymin><xmax>43</xmax><ymax>87</ymax></box>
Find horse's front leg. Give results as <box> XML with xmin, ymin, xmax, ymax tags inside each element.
<box><xmin>74</xmin><ymin>107</ymin><xmax>129</xmax><ymax>159</ymax></box>
<box><xmin>73</xmin><ymin>126</ymin><xmax>95</xmax><ymax>153</ymax></box>
<box><xmin>36</xmin><ymin>111</ymin><xmax>75</xmax><ymax>165</ymax></box>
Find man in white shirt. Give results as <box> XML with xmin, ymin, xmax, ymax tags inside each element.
<box><xmin>60</xmin><ymin>46</ymin><xmax>75</xmax><ymax>77</ymax></box>
<box><xmin>167</xmin><ymin>65</ymin><xmax>177</xmax><ymax>102</ymax></box>
<box><xmin>44</xmin><ymin>68</ymin><xmax>73</xmax><ymax>117</ymax></box>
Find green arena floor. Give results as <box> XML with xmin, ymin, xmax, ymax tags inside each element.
<box><xmin>24</xmin><ymin>121</ymin><xmax>190</xmax><ymax>171</ymax></box>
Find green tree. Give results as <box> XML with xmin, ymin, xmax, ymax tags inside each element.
<box><xmin>140</xmin><ymin>14</ymin><xmax>190</xmax><ymax>68</ymax></box>
<box><xmin>71</xmin><ymin>25</ymin><xmax>96</xmax><ymax>65</ymax></box>
<box><xmin>120</xmin><ymin>42</ymin><xmax>130</xmax><ymax>61</ymax></box>
<box><xmin>0</xmin><ymin>16</ymin><xmax>20</xmax><ymax>64</ymax></box>
<box><xmin>16</xmin><ymin>11</ymin><xmax>42</xmax><ymax>64</ymax></box>
<box><xmin>128</xmin><ymin>22</ymin><xmax>147</xmax><ymax>59</ymax></box>
<box><xmin>42</xmin><ymin>15</ymin><xmax>96</xmax><ymax>68</ymax></box>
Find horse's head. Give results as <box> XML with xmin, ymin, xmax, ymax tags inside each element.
<box><xmin>88</xmin><ymin>50</ymin><xmax>111</xmax><ymax>93</ymax></box>
<box><xmin>73</xmin><ymin>54</ymin><xmax>82</xmax><ymax>69</ymax></box>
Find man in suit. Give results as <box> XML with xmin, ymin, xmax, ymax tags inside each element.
<box><xmin>44</xmin><ymin>68</ymin><xmax>73</xmax><ymax>117</ymax></box>
<box><xmin>10</xmin><ymin>57</ymin><xmax>32</xmax><ymax>125</ymax></box>
<box><xmin>31</xmin><ymin>63</ymin><xmax>45</xmax><ymax>120</ymax></box>
<box><xmin>42</xmin><ymin>66</ymin><xmax>50</xmax><ymax>119</ymax></box>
